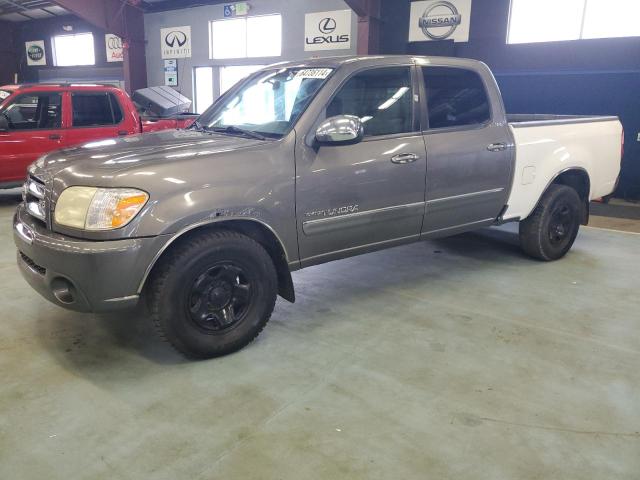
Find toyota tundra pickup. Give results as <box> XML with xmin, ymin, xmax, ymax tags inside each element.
<box><xmin>13</xmin><ymin>56</ymin><xmax>623</xmax><ymax>359</ymax></box>
<box><xmin>0</xmin><ymin>83</ymin><xmax>197</xmax><ymax>188</ymax></box>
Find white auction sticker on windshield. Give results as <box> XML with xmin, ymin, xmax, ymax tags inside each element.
<box><xmin>295</xmin><ymin>68</ymin><xmax>332</xmax><ymax>79</ymax></box>
<box><xmin>0</xmin><ymin>91</ymin><xmax>10</xmax><ymax>100</ymax></box>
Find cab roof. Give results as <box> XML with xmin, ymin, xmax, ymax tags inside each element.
<box><xmin>268</xmin><ymin>54</ymin><xmax>486</xmax><ymax>70</ymax></box>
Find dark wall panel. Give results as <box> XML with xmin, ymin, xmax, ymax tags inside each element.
<box><xmin>14</xmin><ymin>16</ymin><xmax>123</xmax><ymax>86</ymax></box>
<box><xmin>0</xmin><ymin>21</ymin><xmax>18</xmax><ymax>85</ymax></box>
<box><xmin>380</xmin><ymin>0</ymin><xmax>640</xmax><ymax>199</ymax></box>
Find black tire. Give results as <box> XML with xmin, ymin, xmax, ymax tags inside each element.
<box><xmin>147</xmin><ymin>230</ymin><xmax>277</xmax><ymax>359</ymax></box>
<box><xmin>519</xmin><ymin>184</ymin><xmax>582</xmax><ymax>261</ymax></box>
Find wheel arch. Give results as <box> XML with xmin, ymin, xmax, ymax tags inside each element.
<box><xmin>549</xmin><ymin>167</ymin><xmax>591</xmax><ymax>224</ymax></box>
<box><xmin>139</xmin><ymin>219</ymin><xmax>295</xmax><ymax>303</ymax></box>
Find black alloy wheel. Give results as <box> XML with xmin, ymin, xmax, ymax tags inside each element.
<box><xmin>187</xmin><ymin>263</ymin><xmax>253</xmax><ymax>333</ymax></box>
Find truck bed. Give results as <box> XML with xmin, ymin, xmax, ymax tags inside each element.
<box><xmin>507</xmin><ymin>114</ymin><xmax>619</xmax><ymax>127</ymax></box>
<box><xmin>503</xmin><ymin>114</ymin><xmax>623</xmax><ymax>222</ymax></box>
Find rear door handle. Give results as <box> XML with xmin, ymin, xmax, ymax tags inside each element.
<box><xmin>390</xmin><ymin>153</ymin><xmax>419</xmax><ymax>164</ymax></box>
<box><xmin>117</xmin><ymin>130</ymin><xmax>129</xmax><ymax>136</ymax></box>
<box><xmin>49</xmin><ymin>134</ymin><xmax>61</xmax><ymax>140</ymax></box>
<box><xmin>487</xmin><ymin>142</ymin><xmax>507</xmax><ymax>152</ymax></box>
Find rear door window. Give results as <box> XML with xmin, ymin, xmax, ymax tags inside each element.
<box><xmin>422</xmin><ymin>67</ymin><xmax>491</xmax><ymax>129</ymax></box>
<box><xmin>1</xmin><ymin>93</ymin><xmax>62</xmax><ymax>130</ymax></box>
<box><xmin>72</xmin><ymin>92</ymin><xmax>123</xmax><ymax>127</ymax></box>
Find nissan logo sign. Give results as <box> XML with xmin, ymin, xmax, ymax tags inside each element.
<box><xmin>164</xmin><ymin>30</ymin><xmax>187</xmax><ymax>48</ymax></box>
<box><xmin>418</xmin><ymin>1</ymin><xmax>462</xmax><ymax>40</ymax></box>
<box><xmin>318</xmin><ymin>17</ymin><xmax>337</xmax><ymax>34</ymax></box>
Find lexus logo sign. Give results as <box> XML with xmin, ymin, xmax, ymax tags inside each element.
<box><xmin>318</xmin><ymin>18</ymin><xmax>337</xmax><ymax>34</ymax></box>
<box><xmin>164</xmin><ymin>30</ymin><xmax>188</xmax><ymax>48</ymax></box>
<box><xmin>160</xmin><ymin>25</ymin><xmax>192</xmax><ymax>59</ymax></box>
<box><xmin>409</xmin><ymin>0</ymin><xmax>472</xmax><ymax>43</ymax></box>
<box><xmin>305</xmin><ymin>10</ymin><xmax>352</xmax><ymax>51</ymax></box>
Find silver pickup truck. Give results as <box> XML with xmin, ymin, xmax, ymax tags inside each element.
<box><xmin>13</xmin><ymin>55</ymin><xmax>623</xmax><ymax>359</ymax></box>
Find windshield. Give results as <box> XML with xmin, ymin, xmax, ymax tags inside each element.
<box><xmin>195</xmin><ymin>67</ymin><xmax>333</xmax><ymax>139</ymax></box>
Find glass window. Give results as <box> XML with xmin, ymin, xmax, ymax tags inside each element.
<box><xmin>53</xmin><ymin>33</ymin><xmax>95</xmax><ymax>66</ymax></box>
<box><xmin>210</xmin><ymin>18</ymin><xmax>246</xmax><ymax>59</ymax></box>
<box><xmin>194</xmin><ymin>67</ymin><xmax>214</xmax><ymax>114</ymax></box>
<box><xmin>210</xmin><ymin>14</ymin><xmax>281</xmax><ymax>59</ymax></box>
<box><xmin>508</xmin><ymin>0</ymin><xmax>640</xmax><ymax>44</ymax></box>
<box><xmin>0</xmin><ymin>93</ymin><xmax>62</xmax><ymax>130</ymax></box>
<box><xmin>582</xmin><ymin>0</ymin><xmax>640</xmax><ymax>39</ymax></box>
<box><xmin>220</xmin><ymin>65</ymin><xmax>266</xmax><ymax>95</ymax></box>
<box><xmin>72</xmin><ymin>93</ymin><xmax>122</xmax><ymax>127</ymax></box>
<box><xmin>326</xmin><ymin>67</ymin><xmax>413</xmax><ymax>137</ymax></box>
<box><xmin>197</xmin><ymin>67</ymin><xmax>333</xmax><ymax>138</ymax></box>
<box><xmin>423</xmin><ymin>67</ymin><xmax>490</xmax><ymax>129</ymax></box>
<box><xmin>246</xmin><ymin>15</ymin><xmax>282</xmax><ymax>57</ymax></box>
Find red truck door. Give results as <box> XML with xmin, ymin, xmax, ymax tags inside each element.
<box><xmin>63</xmin><ymin>91</ymin><xmax>137</xmax><ymax>147</ymax></box>
<box><xmin>0</xmin><ymin>91</ymin><xmax>66</xmax><ymax>184</ymax></box>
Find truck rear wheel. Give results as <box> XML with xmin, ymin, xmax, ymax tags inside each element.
<box><xmin>519</xmin><ymin>184</ymin><xmax>582</xmax><ymax>261</ymax></box>
<box><xmin>147</xmin><ymin>230</ymin><xmax>278</xmax><ymax>359</ymax></box>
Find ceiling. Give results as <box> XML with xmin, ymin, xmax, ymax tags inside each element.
<box><xmin>0</xmin><ymin>0</ymin><xmax>69</xmax><ymax>22</ymax></box>
<box><xmin>0</xmin><ymin>0</ymin><xmax>229</xmax><ymax>22</ymax></box>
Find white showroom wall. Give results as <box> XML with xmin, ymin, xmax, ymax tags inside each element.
<box><xmin>144</xmin><ymin>0</ymin><xmax>358</xmax><ymax>107</ymax></box>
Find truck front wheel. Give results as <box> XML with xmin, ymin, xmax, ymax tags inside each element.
<box><xmin>147</xmin><ymin>230</ymin><xmax>278</xmax><ymax>359</ymax></box>
<box><xmin>519</xmin><ymin>184</ymin><xmax>582</xmax><ymax>261</ymax></box>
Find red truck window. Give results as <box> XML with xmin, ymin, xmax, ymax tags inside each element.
<box><xmin>3</xmin><ymin>93</ymin><xmax>62</xmax><ymax>130</ymax></box>
<box><xmin>72</xmin><ymin>92</ymin><xmax>123</xmax><ymax>127</ymax></box>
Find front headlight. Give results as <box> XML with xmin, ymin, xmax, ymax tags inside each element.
<box><xmin>55</xmin><ymin>187</ymin><xmax>149</xmax><ymax>230</ymax></box>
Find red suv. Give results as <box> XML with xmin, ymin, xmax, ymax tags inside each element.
<box><xmin>0</xmin><ymin>84</ymin><xmax>195</xmax><ymax>188</ymax></box>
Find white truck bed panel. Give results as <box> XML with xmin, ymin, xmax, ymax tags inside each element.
<box><xmin>503</xmin><ymin>117</ymin><xmax>623</xmax><ymax>221</ymax></box>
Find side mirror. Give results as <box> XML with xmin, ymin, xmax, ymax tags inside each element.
<box><xmin>315</xmin><ymin>115</ymin><xmax>364</xmax><ymax>145</ymax></box>
<box><xmin>0</xmin><ymin>115</ymin><xmax>8</xmax><ymax>132</ymax></box>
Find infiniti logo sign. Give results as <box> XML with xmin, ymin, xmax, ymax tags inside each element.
<box><xmin>165</xmin><ymin>30</ymin><xmax>187</xmax><ymax>48</ymax></box>
<box><xmin>318</xmin><ymin>17</ymin><xmax>336</xmax><ymax>34</ymax></box>
<box><xmin>161</xmin><ymin>25</ymin><xmax>191</xmax><ymax>59</ymax></box>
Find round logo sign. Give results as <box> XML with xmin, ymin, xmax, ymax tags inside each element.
<box><xmin>318</xmin><ymin>17</ymin><xmax>337</xmax><ymax>34</ymax></box>
<box><xmin>418</xmin><ymin>1</ymin><xmax>462</xmax><ymax>40</ymax></box>
<box><xmin>27</xmin><ymin>44</ymin><xmax>44</xmax><ymax>61</ymax></box>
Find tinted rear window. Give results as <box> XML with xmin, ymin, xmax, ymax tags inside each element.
<box><xmin>422</xmin><ymin>67</ymin><xmax>491</xmax><ymax>129</ymax></box>
<box><xmin>72</xmin><ymin>92</ymin><xmax>123</xmax><ymax>127</ymax></box>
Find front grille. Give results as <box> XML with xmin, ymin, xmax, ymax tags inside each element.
<box><xmin>19</xmin><ymin>251</ymin><xmax>46</xmax><ymax>276</ymax></box>
<box><xmin>23</xmin><ymin>176</ymin><xmax>47</xmax><ymax>226</ymax></box>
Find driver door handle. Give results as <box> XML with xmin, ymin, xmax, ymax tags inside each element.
<box><xmin>391</xmin><ymin>153</ymin><xmax>419</xmax><ymax>164</ymax></box>
<box><xmin>49</xmin><ymin>134</ymin><xmax>61</xmax><ymax>140</ymax></box>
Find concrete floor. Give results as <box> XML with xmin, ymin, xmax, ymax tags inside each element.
<box><xmin>1</xmin><ymin>192</ymin><xmax>639</xmax><ymax>479</ymax></box>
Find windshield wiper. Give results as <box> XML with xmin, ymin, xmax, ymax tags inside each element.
<box><xmin>208</xmin><ymin>125</ymin><xmax>266</xmax><ymax>141</ymax></box>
